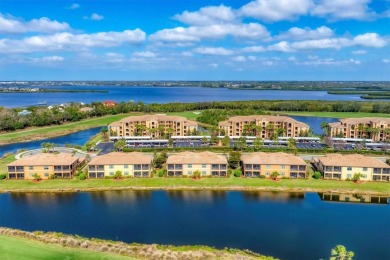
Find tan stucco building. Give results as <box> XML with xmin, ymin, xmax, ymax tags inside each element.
<box><xmin>219</xmin><ymin>115</ymin><xmax>309</xmax><ymax>139</ymax></box>
<box><xmin>166</xmin><ymin>151</ymin><xmax>228</xmax><ymax>177</ymax></box>
<box><xmin>109</xmin><ymin>114</ymin><xmax>198</xmax><ymax>138</ymax></box>
<box><xmin>87</xmin><ymin>152</ymin><xmax>153</xmax><ymax>178</ymax></box>
<box><xmin>328</xmin><ymin>117</ymin><xmax>390</xmax><ymax>142</ymax></box>
<box><xmin>313</xmin><ymin>154</ymin><xmax>390</xmax><ymax>181</ymax></box>
<box><xmin>7</xmin><ymin>153</ymin><xmax>83</xmax><ymax>180</ymax></box>
<box><xmin>241</xmin><ymin>152</ymin><xmax>307</xmax><ymax>178</ymax></box>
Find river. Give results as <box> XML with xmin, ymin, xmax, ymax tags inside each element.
<box><xmin>0</xmin><ymin>191</ymin><xmax>388</xmax><ymax>259</ymax></box>
<box><xmin>0</xmin><ymin>86</ymin><xmax>365</xmax><ymax>108</ymax></box>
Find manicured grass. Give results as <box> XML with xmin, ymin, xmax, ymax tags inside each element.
<box><xmin>273</xmin><ymin>111</ymin><xmax>390</xmax><ymax>118</ymax></box>
<box><xmin>0</xmin><ymin>177</ymin><xmax>388</xmax><ymax>194</ymax></box>
<box><xmin>0</xmin><ymin>155</ymin><xmax>16</xmax><ymax>174</ymax></box>
<box><xmin>167</xmin><ymin>111</ymin><xmax>200</xmax><ymax>120</ymax></box>
<box><xmin>0</xmin><ymin>235</ymin><xmax>132</xmax><ymax>260</ymax></box>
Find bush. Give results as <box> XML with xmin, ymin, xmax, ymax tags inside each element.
<box><xmin>79</xmin><ymin>173</ymin><xmax>87</xmax><ymax>180</ymax></box>
<box><xmin>260</xmin><ymin>175</ymin><xmax>266</xmax><ymax>179</ymax></box>
<box><xmin>0</xmin><ymin>174</ymin><xmax>6</xmax><ymax>180</ymax></box>
<box><xmin>312</xmin><ymin>171</ymin><xmax>322</xmax><ymax>179</ymax></box>
<box><xmin>270</xmin><ymin>171</ymin><xmax>280</xmax><ymax>180</ymax></box>
<box><xmin>48</xmin><ymin>174</ymin><xmax>56</xmax><ymax>180</ymax></box>
<box><xmin>352</xmin><ymin>173</ymin><xmax>363</xmax><ymax>182</ymax></box>
<box><xmin>32</xmin><ymin>173</ymin><xmax>41</xmax><ymax>181</ymax></box>
<box><xmin>345</xmin><ymin>178</ymin><xmax>351</xmax><ymax>181</ymax></box>
<box><xmin>193</xmin><ymin>170</ymin><xmax>201</xmax><ymax>179</ymax></box>
<box><xmin>157</xmin><ymin>169</ymin><xmax>166</xmax><ymax>177</ymax></box>
<box><xmin>233</xmin><ymin>169</ymin><xmax>242</xmax><ymax>177</ymax></box>
<box><xmin>113</xmin><ymin>170</ymin><xmax>123</xmax><ymax>179</ymax></box>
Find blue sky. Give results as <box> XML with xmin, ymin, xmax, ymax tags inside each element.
<box><xmin>0</xmin><ymin>0</ymin><xmax>389</xmax><ymax>80</ymax></box>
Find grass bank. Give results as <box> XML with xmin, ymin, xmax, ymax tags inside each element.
<box><xmin>0</xmin><ymin>177</ymin><xmax>389</xmax><ymax>195</ymax></box>
<box><xmin>0</xmin><ymin>228</ymin><xmax>273</xmax><ymax>260</ymax></box>
<box><xmin>275</xmin><ymin>111</ymin><xmax>390</xmax><ymax>118</ymax></box>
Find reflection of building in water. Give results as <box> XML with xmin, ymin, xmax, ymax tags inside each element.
<box><xmin>319</xmin><ymin>193</ymin><xmax>389</xmax><ymax>204</ymax></box>
<box><xmin>167</xmin><ymin>190</ymin><xmax>225</xmax><ymax>202</ymax></box>
<box><xmin>243</xmin><ymin>191</ymin><xmax>305</xmax><ymax>201</ymax></box>
<box><xmin>88</xmin><ymin>190</ymin><xmax>152</xmax><ymax>205</ymax></box>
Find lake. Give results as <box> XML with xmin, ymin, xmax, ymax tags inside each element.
<box><xmin>0</xmin><ymin>127</ymin><xmax>101</xmax><ymax>157</ymax></box>
<box><xmin>0</xmin><ymin>191</ymin><xmax>388</xmax><ymax>260</ymax></box>
<box><xmin>0</xmin><ymin>86</ymin><xmax>365</xmax><ymax>108</ymax></box>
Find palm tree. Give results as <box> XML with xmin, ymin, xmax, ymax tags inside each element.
<box><xmin>356</xmin><ymin>124</ymin><xmax>365</xmax><ymax>139</ymax></box>
<box><xmin>166</xmin><ymin>127</ymin><xmax>174</xmax><ymax>138</ymax></box>
<box><xmin>330</xmin><ymin>245</ymin><xmax>354</xmax><ymax>260</ymax></box>
<box><xmin>265</xmin><ymin>123</ymin><xmax>275</xmax><ymax>139</ymax></box>
<box><xmin>320</xmin><ymin>122</ymin><xmax>330</xmax><ymax>135</ymax></box>
<box><xmin>114</xmin><ymin>139</ymin><xmax>126</xmax><ymax>151</ymax></box>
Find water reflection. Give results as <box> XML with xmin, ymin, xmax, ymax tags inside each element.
<box><xmin>88</xmin><ymin>190</ymin><xmax>152</xmax><ymax>205</ymax></box>
<box><xmin>167</xmin><ymin>190</ymin><xmax>226</xmax><ymax>202</ymax></box>
<box><xmin>318</xmin><ymin>193</ymin><xmax>389</xmax><ymax>204</ymax></box>
<box><xmin>243</xmin><ymin>191</ymin><xmax>305</xmax><ymax>202</ymax></box>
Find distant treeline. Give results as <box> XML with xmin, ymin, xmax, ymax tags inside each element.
<box><xmin>0</xmin><ymin>100</ymin><xmax>389</xmax><ymax>132</ymax></box>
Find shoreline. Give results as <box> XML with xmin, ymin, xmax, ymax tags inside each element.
<box><xmin>1</xmin><ymin>185</ymin><xmax>389</xmax><ymax>196</ymax></box>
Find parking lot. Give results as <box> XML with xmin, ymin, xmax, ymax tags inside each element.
<box><xmin>95</xmin><ymin>142</ymin><xmax>115</xmax><ymax>154</ymax></box>
<box><xmin>295</xmin><ymin>143</ymin><xmax>326</xmax><ymax>150</ymax></box>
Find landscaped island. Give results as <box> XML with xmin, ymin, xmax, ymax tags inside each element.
<box><xmin>0</xmin><ymin>227</ymin><xmax>274</xmax><ymax>260</ymax></box>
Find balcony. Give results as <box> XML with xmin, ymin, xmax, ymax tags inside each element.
<box><xmin>373</xmin><ymin>168</ymin><xmax>382</xmax><ymax>174</ymax></box>
<box><xmin>212</xmin><ymin>164</ymin><xmax>219</xmax><ymax>170</ymax></box>
<box><xmin>333</xmin><ymin>167</ymin><xmax>342</xmax><ymax>172</ymax></box>
<box><xmin>175</xmin><ymin>164</ymin><xmax>183</xmax><ymax>170</ymax></box>
<box><xmin>220</xmin><ymin>165</ymin><xmax>227</xmax><ymax>170</ymax></box>
<box><xmin>167</xmin><ymin>165</ymin><xmax>174</xmax><ymax>170</ymax></box>
<box><xmin>299</xmin><ymin>166</ymin><xmax>306</xmax><ymax>171</ymax></box>
<box><xmin>290</xmin><ymin>165</ymin><xmax>298</xmax><ymax>171</ymax></box>
<box><xmin>96</xmin><ymin>166</ymin><xmax>104</xmax><ymax>171</ymax></box>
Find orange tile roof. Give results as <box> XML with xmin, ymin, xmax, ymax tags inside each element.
<box><xmin>88</xmin><ymin>152</ymin><xmax>153</xmax><ymax>165</ymax></box>
<box><xmin>242</xmin><ymin>152</ymin><xmax>306</xmax><ymax>165</ymax></box>
<box><xmin>315</xmin><ymin>154</ymin><xmax>390</xmax><ymax>168</ymax></box>
<box><xmin>219</xmin><ymin>115</ymin><xmax>309</xmax><ymax>128</ymax></box>
<box><xmin>109</xmin><ymin>114</ymin><xmax>198</xmax><ymax>127</ymax></box>
<box><xmin>8</xmin><ymin>153</ymin><xmax>80</xmax><ymax>166</ymax></box>
<box><xmin>167</xmin><ymin>151</ymin><xmax>227</xmax><ymax>164</ymax></box>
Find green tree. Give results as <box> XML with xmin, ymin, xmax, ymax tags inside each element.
<box><xmin>330</xmin><ymin>245</ymin><xmax>354</xmax><ymax>260</ymax></box>
<box><xmin>234</xmin><ymin>136</ymin><xmax>247</xmax><ymax>150</ymax></box>
<box><xmin>113</xmin><ymin>170</ymin><xmax>123</xmax><ymax>179</ymax></box>
<box><xmin>32</xmin><ymin>173</ymin><xmax>41</xmax><ymax>181</ymax></box>
<box><xmin>352</xmin><ymin>173</ymin><xmax>363</xmax><ymax>182</ymax></box>
<box><xmin>114</xmin><ymin>139</ymin><xmax>126</xmax><ymax>151</ymax></box>
<box><xmin>288</xmin><ymin>138</ymin><xmax>296</xmax><ymax>149</ymax></box>
<box><xmin>222</xmin><ymin>136</ymin><xmax>230</xmax><ymax>147</ymax></box>
<box><xmin>153</xmin><ymin>152</ymin><xmax>167</xmax><ymax>169</ymax></box>
<box><xmin>320</xmin><ymin>122</ymin><xmax>330</xmax><ymax>135</ymax></box>
<box><xmin>228</xmin><ymin>151</ymin><xmax>241</xmax><ymax>169</ymax></box>
<box><xmin>193</xmin><ymin>170</ymin><xmax>201</xmax><ymax>179</ymax></box>
<box><xmin>253</xmin><ymin>137</ymin><xmax>264</xmax><ymax>150</ymax></box>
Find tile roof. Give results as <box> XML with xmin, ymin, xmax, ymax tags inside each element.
<box><xmin>88</xmin><ymin>152</ymin><xmax>153</xmax><ymax>165</ymax></box>
<box><xmin>166</xmin><ymin>151</ymin><xmax>227</xmax><ymax>164</ymax></box>
<box><xmin>8</xmin><ymin>153</ymin><xmax>81</xmax><ymax>166</ymax></box>
<box><xmin>314</xmin><ymin>154</ymin><xmax>390</xmax><ymax>168</ymax></box>
<box><xmin>332</xmin><ymin>117</ymin><xmax>390</xmax><ymax>125</ymax></box>
<box><xmin>241</xmin><ymin>152</ymin><xmax>306</xmax><ymax>165</ymax></box>
<box><xmin>109</xmin><ymin>114</ymin><xmax>198</xmax><ymax>127</ymax></box>
<box><xmin>219</xmin><ymin>115</ymin><xmax>309</xmax><ymax>128</ymax></box>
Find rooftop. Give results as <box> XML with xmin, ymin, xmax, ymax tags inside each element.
<box><xmin>8</xmin><ymin>153</ymin><xmax>81</xmax><ymax>166</ymax></box>
<box><xmin>241</xmin><ymin>152</ymin><xmax>307</xmax><ymax>165</ymax></box>
<box><xmin>109</xmin><ymin>114</ymin><xmax>198</xmax><ymax>126</ymax></box>
<box><xmin>88</xmin><ymin>152</ymin><xmax>153</xmax><ymax>165</ymax></box>
<box><xmin>219</xmin><ymin>115</ymin><xmax>308</xmax><ymax>128</ymax></box>
<box><xmin>167</xmin><ymin>151</ymin><xmax>227</xmax><ymax>164</ymax></box>
<box><xmin>315</xmin><ymin>154</ymin><xmax>390</xmax><ymax>168</ymax></box>
<box><xmin>331</xmin><ymin>117</ymin><xmax>390</xmax><ymax>126</ymax></box>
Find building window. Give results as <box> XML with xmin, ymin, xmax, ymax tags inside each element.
<box><xmin>347</xmin><ymin>174</ymin><xmax>352</xmax><ymax>178</ymax></box>
<box><xmin>347</xmin><ymin>167</ymin><xmax>352</xmax><ymax>171</ymax></box>
<box><xmin>280</xmin><ymin>172</ymin><xmax>285</xmax><ymax>176</ymax></box>
<box><xmin>110</xmin><ymin>172</ymin><xmax>114</xmax><ymax>176</ymax></box>
<box><xmin>109</xmin><ymin>165</ymin><xmax>114</xmax><ymax>169</ymax></box>
<box><xmin>124</xmin><ymin>171</ymin><xmax>129</xmax><ymax>175</ymax></box>
<box><xmin>202</xmin><ymin>171</ymin><xmax>206</xmax><ymax>175</ymax></box>
<box><xmin>188</xmin><ymin>164</ymin><xmax>192</xmax><ymax>168</ymax></box>
<box><xmin>280</xmin><ymin>165</ymin><xmax>285</xmax><ymax>169</ymax></box>
<box><xmin>362</xmin><ymin>174</ymin><xmax>367</xmax><ymax>178</ymax></box>
<box><xmin>44</xmin><ymin>173</ymin><xmax>49</xmax><ymax>177</ymax></box>
<box><xmin>44</xmin><ymin>166</ymin><xmax>49</xmax><ymax>170</ymax></box>
<box><xmin>124</xmin><ymin>165</ymin><xmax>128</xmax><ymax>169</ymax></box>
<box><xmin>188</xmin><ymin>171</ymin><xmax>192</xmax><ymax>175</ymax></box>
<box><xmin>266</xmin><ymin>171</ymin><xmax>270</xmax><ymax>175</ymax></box>
<box><xmin>266</xmin><ymin>165</ymin><xmax>270</xmax><ymax>169</ymax></box>
<box><xmin>202</xmin><ymin>164</ymin><xmax>206</xmax><ymax>168</ymax></box>
<box><xmin>363</xmin><ymin>167</ymin><xmax>367</xmax><ymax>171</ymax></box>
<box><xmin>29</xmin><ymin>166</ymin><xmax>34</xmax><ymax>170</ymax></box>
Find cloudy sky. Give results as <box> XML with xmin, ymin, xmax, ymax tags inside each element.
<box><xmin>0</xmin><ymin>0</ymin><xmax>389</xmax><ymax>80</ymax></box>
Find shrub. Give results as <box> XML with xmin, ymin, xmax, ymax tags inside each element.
<box><xmin>48</xmin><ymin>174</ymin><xmax>56</xmax><ymax>180</ymax></box>
<box><xmin>193</xmin><ymin>170</ymin><xmax>201</xmax><ymax>179</ymax></box>
<box><xmin>282</xmin><ymin>176</ymin><xmax>289</xmax><ymax>179</ymax></box>
<box><xmin>233</xmin><ymin>169</ymin><xmax>242</xmax><ymax>177</ymax></box>
<box><xmin>352</xmin><ymin>173</ymin><xmax>363</xmax><ymax>182</ymax></box>
<box><xmin>157</xmin><ymin>169</ymin><xmax>166</xmax><ymax>177</ymax></box>
<box><xmin>345</xmin><ymin>178</ymin><xmax>351</xmax><ymax>181</ymax></box>
<box><xmin>0</xmin><ymin>174</ymin><xmax>6</xmax><ymax>180</ymax></box>
<box><xmin>260</xmin><ymin>175</ymin><xmax>266</xmax><ymax>179</ymax></box>
<box><xmin>313</xmin><ymin>171</ymin><xmax>322</xmax><ymax>179</ymax></box>
<box><xmin>270</xmin><ymin>171</ymin><xmax>280</xmax><ymax>180</ymax></box>
<box><xmin>113</xmin><ymin>170</ymin><xmax>123</xmax><ymax>179</ymax></box>
<box><xmin>32</xmin><ymin>173</ymin><xmax>41</xmax><ymax>181</ymax></box>
<box><xmin>79</xmin><ymin>173</ymin><xmax>87</xmax><ymax>180</ymax></box>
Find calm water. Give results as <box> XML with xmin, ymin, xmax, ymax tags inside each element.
<box><xmin>0</xmin><ymin>86</ymin><xmax>364</xmax><ymax>108</ymax></box>
<box><xmin>0</xmin><ymin>127</ymin><xmax>101</xmax><ymax>157</ymax></box>
<box><xmin>0</xmin><ymin>191</ymin><xmax>388</xmax><ymax>260</ymax></box>
<box><xmin>290</xmin><ymin>116</ymin><xmax>338</xmax><ymax>135</ymax></box>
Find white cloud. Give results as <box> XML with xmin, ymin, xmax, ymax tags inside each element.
<box><xmin>288</xmin><ymin>56</ymin><xmax>297</xmax><ymax>62</ymax></box>
<box><xmin>181</xmin><ymin>51</ymin><xmax>193</xmax><ymax>57</ymax></box>
<box><xmin>69</xmin><ymin>3</ymin><xmax>80</xmax><ymax>10</ymax></box>
<box><xmin>277</xmin><ymin>26</ymin><xmax>334</xmax><ymax>40</ymax></box>
<box><xmin>240</xmin><ymin>0</ymin><xmax>313</xmax><ymax>22</ymax></box>
<box><xmin>84</xmin><ymin>13</ymin><xmax>104</xmax><ymax>21</ymax></box>
<box><xmin>232</xmin><ymin>56</ymin><xmax>247</xmax><ymax>62</ymax></box>
<box><xmin>352</xmin><ymin>50</ymin><xmax>367</xmax><ymax>55</ymax></box>
<box><xmin>353</xmin><ymin>33</ymin><xmax>387</xmax><ymax>48</ymax></box>
<box><xmin>208</xmin><ymin>63</ymin><xmax>218</xmax><ymax>68</ymax></box>
<box><xmin>248</xmin><ymin>56</ymin><xmax>257</xmax><ymax>61</ymax></box>
<box><xmin>298</xmin><ymin>58</ymin><xmax>361</xmax><ymax>66</ymax></box>
<box><xmin>0</xmin><ymin>29</ymin><xmax>146</xmax><ymax>53</ymax></box>
<box><xmin>150</xmin><ymin>23</ymin><xmax>270</xmax><ymax>43</ymax></box>
<box><xmin>174</xmin><ymin>5</ymin><xmax>237</xmax><ymax>26</ymax></box>
<box><xmin>311</xmin><ymin>0</ymin><xmax>376</xmax><ymax>21</ymax></box>
<box><xmin>0</xmin><ymin>14</ymin><xmax>70</xmax><ymax>33</ymax></box>
<box><xmin>193</xmin><ymin>47</ymin><xmax>234</xmax><ymax>56</ymax></box>
<box><xmin>241</xmin><ymin>45</ymin><xmax>265</xmax><ymax>53</ymax></box>
<box><xmin>133</xmin><ymin>51</ymin><xmax>156</xmax><ymax>58</ymax></box>
<box><xmin>268</xmin><ymin>41</ymin><xmax>293</xmax><ymax>52</ymax></box>
<box><xmin>383</xmin><ymin>59</ymin><xmax>390</xmax><ymax>64</ymax></box>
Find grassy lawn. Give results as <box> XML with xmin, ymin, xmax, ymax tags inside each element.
<box><xmin>0</xmin><ymin>177</ymin><xmax>389</xmax><ymax>194</ymax></box>
<box><xmin>273</xmin><ymin>111</ymin><xmax>390</xmax><ymax>118</ymax></box>
<box><xmin>167</xmin><ymin>111</ymin><xmax>200</xmax><ymax>120</ymax></box>
<box><xmin>0</xmin><ymin>155</ymin><xmax>16</xmax><ymax>174</ymax></box>
<box><xmin>0</xmin><ymin>235</ymin><xmax>132</xmax><ymax>260</ymax></box>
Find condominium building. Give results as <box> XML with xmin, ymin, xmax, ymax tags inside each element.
<box><xmin>328</xmin><ymin>117</ymin><xmax>390</xmax><ymax>142</ymax></box>
<box><xmin>87</xmin><ymin>152</ymin><xmax>153</xmax><ymax>178</ymax></box>
<box><xmin>166</xmin><ymin>151</ymin><xmax>228</xmax><ymax>177</ymax></box>
<box><xmin>313</xmin><ymin>154</ymin><xmax>390</xmax><ymax>181</ymax></box>
<box><xmin>7</xmin><ymin>153</ymin><xmax>83</xmax><ymax>180</ymax></box>
<box><xmin>109</xmin><ymin>114</ymin><xmax>198</xmax><ymax>138</ymax></box>
<box><xmin>219</xmin><ymin>115</ymin><xmax>309</xmax><ymax>139</ymax></box>
<box><xmin>241</xmin><ymin>152</ymin><xmax>307</xmax><ymax>178</ymax></box>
